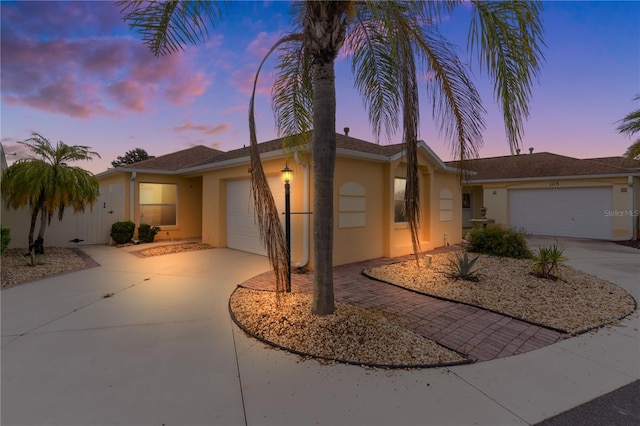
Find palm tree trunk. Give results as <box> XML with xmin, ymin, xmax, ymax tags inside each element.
<box><xmin>34</xmin><ymin>209</ymin><xmax>46</xmax><ymax>254</ymax></box>
<box><xmin>28</xmin><ymin>205</ymin><xmax>39</xmax><ymax>250</ymax></box>
<box><xmin>311</xmin><ymin>60</ymin><xmax>336</xmax><ymax>315</ymax></box>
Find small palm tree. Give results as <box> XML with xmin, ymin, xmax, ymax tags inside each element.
<box><xmin>616</xmin><ymin>95</ymin><xmax>640</xmax><ymax>160</ymax></box>
<box><xmin>120</xmin><ymin>0</ymin><xmax>544</xmax><ymax>315</ymax></box>
<box><xmin>1</xmin><ymin>132</ymin><xmax>100</xmax><ymax>253</ymax></box>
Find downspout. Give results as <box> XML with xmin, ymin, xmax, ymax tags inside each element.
<box><xmin>130</xmin><ymin>172</ymin><xmax>136</xmax><ymax>223</ymax></box>
<box><xmin>294</xmin><ymin>152</ymin><xmax>309</xmax><ymax>268</ymax></box>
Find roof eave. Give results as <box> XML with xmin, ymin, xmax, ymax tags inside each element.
<box><xmin>400</xmin><ymin>141</ymin><xmax>463</xmax><ymax>174</ymax></box>
<box><xmin>466</xmin><ymin>172</ymin><xmax>640</xmax><ymax>184</ymax></box>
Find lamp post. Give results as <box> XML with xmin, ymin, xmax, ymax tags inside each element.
<box><xmin>281</xmin><ymin>163</ymin><xmax>293</xmax><ymax>292</ymax></box>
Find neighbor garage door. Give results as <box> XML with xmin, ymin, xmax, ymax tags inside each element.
<box><xmin>508</xmin><ymin>187</ymin><xmax>612</xmax><ymax>239</ymax></box>
<box><xmin>226</xmin><ymin>177</ymin><xmax>285</xmax><ymax>256</ymax></box>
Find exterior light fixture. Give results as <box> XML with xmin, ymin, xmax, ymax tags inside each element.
<box><xmin>281</xmin><ymin>164</ymin><xmax>293</xmax><ymax>184</ymax></box>
<box><xmin>281</xmin><ymin>163</ymin><xmax>293</xmax><ymax>292</ymax></box>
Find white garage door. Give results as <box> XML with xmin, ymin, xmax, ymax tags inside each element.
<box><xmin>226</xmin><ymin>177</ymin><xmax>285</xmax><ymax>256</ymax></box>
<box><xmin>508</xmin><ymin>187</ymin><xmax>612</xmax><ymax>240</ymax></box>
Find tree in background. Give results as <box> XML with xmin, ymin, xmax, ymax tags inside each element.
<box><xmin>616</xmin><ymin>95</ymin><xmax>640</xmax><ymax>160</ymax></box>
<box><xmin>111</xmin><ymin>147</ymin><xmax>150</xmax><ymax>167</ymax></box>
<box><xmin>0</xmin><ymin>132</ymin><xmax>100</xmax><ymax>253</ymax></box>
<box><xmin>120</xmin><ymin>1</ymin><xmax>544</xmax><ymax>315</ymax></box>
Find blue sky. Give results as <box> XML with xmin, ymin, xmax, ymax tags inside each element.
<box><xmin>1</xmin><ymin>1</ymin><xmax>638</xmax><ymax>174</ymax></box>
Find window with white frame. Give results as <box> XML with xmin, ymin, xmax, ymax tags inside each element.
<box><xmin>394</xmin><ymin>178</ymin><xmax>407</xmax><ymax>223</ymax></box>
<box><xmin>139</xmin><ymin>183</ymin><xmax>177</xmax><ymax>226</ymax></box>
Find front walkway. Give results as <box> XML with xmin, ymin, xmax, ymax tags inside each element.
<box><xmin>240</xmin><ymin>247</ymin><xmax>566</xmax><ymax>363</ymax></box>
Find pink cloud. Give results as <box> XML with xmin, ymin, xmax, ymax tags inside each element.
<box><xmin>108</xmin><ymin>81</ymin><xmax>148</xmax><ymax>112</ymax></box>
<box><xmin>1</xmin><ymin>31</ymin><xmax>212</xmax><ymax>118</ymax></box>
<box><xmin>174</xmin><ymin>121</ymin><xmax>229</xmax><ymax>135</ymax></box>
<box><xmin>223</xmin><ymin>104</ymin><xmax>248</xmax><ymax>114</ymax></box>
<box><xmin>1</xmin><ymin>140</ymin><xmax>31</xmax><ymax>162</ymax></box>
<box><xmin>231</xmin><ymin>66</ymin><xmax>273</xmax><ymax>97</ymax></box>
<box><xmin>246</xmin><ymin>32</ymin><xmax>280</xmax><ymax>59</ymax></box>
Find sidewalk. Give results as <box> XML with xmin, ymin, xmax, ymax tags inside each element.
<box><xmin>1</xmin><ymin>238</ymin><xmax>638</xmax><ymax>425</ymax></box>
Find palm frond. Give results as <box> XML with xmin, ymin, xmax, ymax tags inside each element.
<box><xmin>624</xmin><ymin>140</ymin><xmax>640</xmax><ymax>160</ymax></box>
<box><xmin>616</xmin><ymin>95</ymin><xmax>640</xmax><ymax>136</ymax></box>
<box><xmin>117</xmin><ymin>0</ymin><xmax>226</xmax><ymax>57</ymax></box>
<box><xmin>0</xmin><ymin>133</ymin><xmax>99</xmax><ymax>233</ymax></box>
<box><xmin>346</xmin><ymin>6</ymin><xmax>400</xmax><ymax>143</ymax></box>
<box><xmin>468</xmin><ymin>0</ymin><xmax>545</xmax><ymax>153</ymax></box>
<box><xmin>248</xmin><ymin>33</ymin><xmax>303</xmax><ymax>293</ymax></box>
<box><xmin>272</xmin><ymin>36</ymin><xmax>314</xmax><ymax>151</ymax></box>
<box><xmin>616</xmin><ymin>95</ymin><xmax>640</xmax><ymax>159</ymax></box>
<box><xmin>417</xmin><ymin>24</ymin><xmax>486</xmax><ymax>165</ymax></box>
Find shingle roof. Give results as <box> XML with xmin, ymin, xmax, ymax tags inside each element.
<box><xmin>121</xmin><ymin>145</ymin><xmax>224</xmax><ymax>171</ymax></box>
<box><xmin>105</xmin><ymin>132</ymin><xmax>430</xmax><ymax>176</ymax></box>
<box><xmin>584</xmin><ymin>156</ymin><xmax>640</xmax><ymax>170</ymax></box>
<box><xmin>446</xmin><ymin>152</ymin><xmax>638</xmax><ymax>182</ymax></box>
<box><xmin>189</xmin><ymin>132</ymin><xmax>405</xmax><ymax>168</ymax></box>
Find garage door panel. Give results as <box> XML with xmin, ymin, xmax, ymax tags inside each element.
<box><xmin>227</xmin><ymin>178</ymin><xmax>285</xmax><ymax>256</ymax></box>
<box><xmin>508</xmin><ymin>187</ymin><xmax>611</xmax><ymax>240</ymax></box>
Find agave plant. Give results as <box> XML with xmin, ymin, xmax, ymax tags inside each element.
<box><xmin>21</xmin><ymin>247</ymin><xmax>41</xmax><ymax>267</ymax></box>
<box><xmin>531</xmin><ymin>244</ymin><xmax>567</xmax><ymax>279</ymax></box>
<box><xmin>448</xmin><ymin>252</ymin><xmax>483</xmax><ymax>281</ymax></box>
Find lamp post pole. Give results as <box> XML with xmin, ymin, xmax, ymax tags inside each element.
<box><xmin>282</xmin><ymin>164</ymin><xmax>293</xmax><ymax>293</ymax></box>
<box><xmin>285</xmin><ymin>179</ymin><xmax>291</xmax><ymax>292</ymax></box>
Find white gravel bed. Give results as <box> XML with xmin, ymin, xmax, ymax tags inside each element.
<box><xmin>134</xmin><ymin>243</ymin><xmax>212</xmax><ymax>257</ymax></box>
<box><xmin>1</xmin><ymin>247</ymin><xmax>87</xmax><ymax>288</ymax></box>
<box><xmin>364</xmin><ymin>252</ymin><xmax>636</xmax><ymax>334</ymax></box>
<box><xmin>230</xmin><ymin>288</ymin><xmax>468</xmax><ymax>367</ymax></box>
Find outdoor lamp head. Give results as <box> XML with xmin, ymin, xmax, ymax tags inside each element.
<box><xmin>281</xmin><ymin>164</ymin><xmax>293</xmax><ymax>183</ymax></box>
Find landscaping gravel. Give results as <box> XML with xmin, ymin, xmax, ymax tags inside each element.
<box><xmin>230</xmin><ymin>288</ymin><xmax>468</xmax><ymax>367</ymax></box>
<box><xmin>364</xmin><ymin>251</ymin><xmax>636</xmax><ymax>334</ymax></box>
<box><xmin>1</xmin><ymin>248</ymin><xmax>87</xmax><ymax>288</ymax></box>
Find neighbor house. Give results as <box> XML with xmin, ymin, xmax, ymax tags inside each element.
<box><xmin>448</xmin><ymin>152</ymin><xmax>640</xmax><ymax>240</ymax></box>
<box><xmin>3</xmin><ymin>132</ymin><xmax>464</xmax><ymax>267</ymax></box>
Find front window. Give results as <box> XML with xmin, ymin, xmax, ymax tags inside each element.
<box><xmin>139</xmin><ymin>183</ymin><xmax>177</xmax><ymax>226</ymax></box>
<box><xmin>394</xmin><ymin>178</ymin><xmax>406</xmax><ymax>223</ymax></box>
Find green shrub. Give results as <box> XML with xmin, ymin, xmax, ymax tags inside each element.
<box><xmin>0</xmin><ymin>225</ymin><xmax>10</xmax><ymax>254</ymax></box>
<box><xmin>532</xmin><ymin>244</ymin><xmax>567</xmax><ymax>279</ymax></box>
<box><xmin>110</xmin><ymin>221</ymin><xmax>135</xmax><ymax>244</ymax></box>
<box><xmin>448</xmin><ymin>252</ymin><xmax>483</xmax><ymax>281</ymax></box>
<box><xmin>138</xmin><ymin>224</ymin><xmax>160</xmax><ymax>243</ymax></box>
<box><xmin>467</xmin><ymin>227</ymin><xmax>531</xmax><ymax>258</ymax></box>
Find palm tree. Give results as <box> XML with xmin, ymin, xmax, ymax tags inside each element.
<box><xmin>616</xmin><ymin>95</ymin><xmax>640</xmax><ymax>160</ymax></box>
<box><xmin>0</xmin><ymin>132</ymin><xmax>100</xmax><ymax>253</ymax></box>
<box><xmin>119</xmin><ymin>0</ymin><xmax>544</xmax><ymax>315</ymax></box>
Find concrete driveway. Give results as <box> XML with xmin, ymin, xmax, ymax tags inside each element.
<box><xmin>1</xmin><ymin>238</ymin><xmax>638</xmax><ymax>425</ymax></box>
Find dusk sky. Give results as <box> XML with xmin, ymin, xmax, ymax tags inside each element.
<box><xmin>1</xmin><ymin>1</ymin><xmax>638</xmax><ymax>174</ymax></box>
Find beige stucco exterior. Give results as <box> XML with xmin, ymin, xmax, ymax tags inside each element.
<box><xmin>2</xmin><ymin>140</ymin><xmax>463</xmax><ymax>261</ymax></box>
<box><xmin>465</xmin><ymin>175</ymin><xmax>640</xmax><ymax>240</ymax></box>
<box><xmin>196</xmin><ymin>147</ymin><xmax>462</xmax><ymax>268</ymax></box>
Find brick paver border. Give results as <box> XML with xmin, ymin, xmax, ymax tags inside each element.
<box><xmin>238</xmin><ymin>250</ymin><xmax>568</xmax><ymax>363</ymax></box>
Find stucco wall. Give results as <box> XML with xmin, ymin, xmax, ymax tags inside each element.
<box><xmin>201</xmin><ymin>159</ymin><xmax>294</xmax><ymax>252</ymax></box>
<box><xmin>331</xmin><ymin>156</ymin><xmax>386</xmax><ymax>265</ymax></box>
<box><xmin>385</xmin><ymin>159</ymin><xmax>462</xmax><ymax>258</ymax></box>
<box><xmin>479</xmin><ymin>176</ymin><xmax>635</xmax><ymax>240</ymax></box>
<box><xmin>200</xmin><ymin>150</ymin><xmax>463</xmax><ymax>268</ymax></box>
<box><xmin>130</xmin><ymin>173</ymin><xmax>203</xmax><ymax>241</ymax></box>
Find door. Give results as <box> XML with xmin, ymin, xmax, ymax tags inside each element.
<box><xmin>508</xmin><ymin>187</ymin><xmax>612</xmax><ymax>239</ymax></box>
<box><xmin>226</xmin><ymin>177</ymin><xmax>285</xmax><ymax>255</ymax></box>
